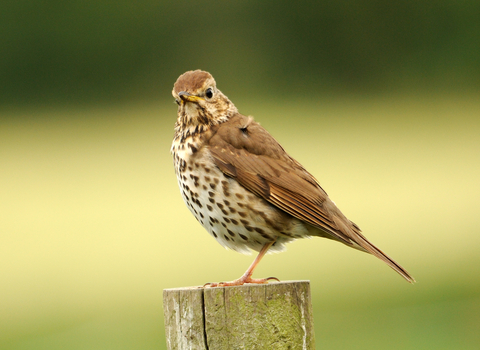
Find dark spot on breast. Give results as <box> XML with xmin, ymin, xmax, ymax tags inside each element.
<box><xmin>216</xmin><ymin>203</ymin><xmax>224</xmax><ymax>209</ymax></box>
<box><xmin>204</xmin><ymin>176</ymin><xmax>211</xmax><ymax>182</ymax></box>
<box><xmin>202</xmin><ymin>185</ymin><xmax>207</xmax><ymax>190</ymax></box>
<box><xmin>221</xmin><ymin>222</ymin><xmax>226</xmax><ymax>228</ymax></box>
<box><xmin>238</xmin><ymin>203</ymin><xmax>245</xmax><ymax>208</ymax></box>
<box><xmin>235</xmin><ymin>193</ymin><xmax>244</xmax><ymax>200</ymax></box>
<box><xmin>281</xmin><ymin>231</ymin><xmax>294</xmax><ymax>238</ymax></box>
<box><xmin>229</xmin><ymin>207</ymin><xmax>236</xmax><ymax>214</ymax></box>
<box><xmin>205</xmin><ymin>167</ymin><xmax>211</xmax><ymax>173</ymax></box>
<box><xmin>208</xmin><ymin>191</ymin><xmax>215</xmax><ymax>198</ymax></box>
<box><xmin>209</xmin><ymin>183</ymin><xmax>216</xmax><ymax>190</ymax></box>
<box><xmin>221</xmin><ymin>209</ymin><xmax>228</xmax><ymax>215</ymax></box>
<box><xmin>178</xmin><ymin>159</ymin><xmax>186</xmax><ymax>173</ymax></box>
<box><xmin>230</xmin><ymin>219</ymin><xmax>238</xmax><ymax>225</ymax></box>
<box><xmin>245</xmin><ymin>225</ymin><xmax>254</xmax><ymax>232</ymax></box>
<box><xmin>252</xmin><ymin>226</ymin><xmax>271</xmax><ymax>239</ymax></box>
<box><xmin>254</xmin><ymin>227</ymin><xmax>265</xmax><ymax>234</ymax></box>
<box><xmin>223</xmin><ymin>200</ymin><xmax>230</xmax><ymax>206</ymax></box>
<box><xmin>238</xmin><ymin>211</ymin><xmax>247</xmax><ymax>218</ymax></box>
<box><xmin>199</xmin><ymin>212</ymin><xmax>204</xmax><ymax>219</ymax></box>
<box><xmin>257</xmin><ymin>211</ymin><xmax>267</xmax><ymax>219</ymax></box>
<box><xmin>189</xmin><ymin>174</ymin><xmax>199</xmax><ymax>187</ymax></box>
<box><xmin>239</xmin><ymin>234</ymin><xmax>248</xmax><ymax>241</ymax></box>
<box><xmin>223</xmin><ymin>217</ymin><xmax>231</xmax><ymax>223</ymax></box>
<box><xmin>224</xmin><ymin>234</ymin><xmax>230</xmax><ymax>241</ymax></box>
<box><xmin>212</xmin><ymin>231</ymin><xmax>218</xmax><ymax>238</ymax></box>
<box><xmin>208</xmin><ymin>198</ymin><xmax>215</xmax><ymax>204</ymax></box>
<box><xmin>213</xmin><ymin>178</ymin><xmax>219</xmax><ymax>184</ymax></box>
<box><xmin>260</xmin><ymin>232</ymin><xmax>272</xmax><ymax>240</ymax></box>
<box><xmin>264</xmin><ymin>218</ymin><xmax>274</xmax><ymax>227</ymax></box>
<box><xmin>207</xmin><ymin>205</ymin><xmax>213</xmax><ymax>211</ymax></box>
<box><xmin>187</xmin><ymin>143</ymin><xmax>198</xmax><ymax>153</ymax></box>
<box><xmin>227</xmin><ymin>229</ymin><xmax>235</xmax><ymax>237</ymax></box>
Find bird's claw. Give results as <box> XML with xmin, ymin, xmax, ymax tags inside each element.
<box><xmin>265</xmin><ymin>276</ymin><xmax>280</xmax><ymax>282</ymax></box>
<box><xmin>203</xmin><ymin>276</ymin><xmax>280</xmax><ymax>288</ymax></box>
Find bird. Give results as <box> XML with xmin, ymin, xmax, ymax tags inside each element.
<box><xmin>170</xmin><ymin>70</ymin><xmax>415</xmax><ymax>287</ymax></box>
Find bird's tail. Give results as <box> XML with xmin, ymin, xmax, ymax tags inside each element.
<box><xmin>354</xmin><ymin>231</ymin><xmax>415</xmax><ymax>283</ymax></box>
<box><xmin>348</xmin><ymin>224</ymin><xmax>415</xmax><ymax>283</ymax></box>
<box><xmin>332</xmin><ymin>218</ymin><xmax>416</xmax><ymax>283</ymax></box>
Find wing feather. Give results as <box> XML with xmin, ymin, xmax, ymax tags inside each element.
<box><xmin>208</xmin><ymin>115</ymin><xmax>353</xmax><ymax>245</ymax></box>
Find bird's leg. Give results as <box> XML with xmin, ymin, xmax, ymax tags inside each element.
<box><xmin>205</xmin><ymin>240</ymin><xmax>279</xmax><ymax>287</ymax></box>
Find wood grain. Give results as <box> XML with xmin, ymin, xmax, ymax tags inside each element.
<box><xmin>163</xmin><ymin>281</ymin><xmax>315</xmax><ymax>350</ymax></box>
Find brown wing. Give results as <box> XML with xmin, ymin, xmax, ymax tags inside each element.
<box><xmin>207</xmin><ymin>114</ymin><xmax>415</xmax><ymax>283</ymax></box>
<box><xmin>207</xmin><ymin>114</ymin><xmax>357</xmax><ymax>246</ymax></box>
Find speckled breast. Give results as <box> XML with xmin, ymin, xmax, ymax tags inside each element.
<box><xmin>171</xmin><ymin>135</ymin><xmax>301</xmax><ymax>254</ymax></box>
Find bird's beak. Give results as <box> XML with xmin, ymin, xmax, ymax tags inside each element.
<box><xmin>178</xmin><ymin>91</ymin><xmax>204</xmax><ymax>103</ymax></box>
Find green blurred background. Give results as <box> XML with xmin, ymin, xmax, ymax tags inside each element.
<box><xmin>1</xmin><ymin>1</ymin><xmax>479</xmax><ymax>349</ymax></box>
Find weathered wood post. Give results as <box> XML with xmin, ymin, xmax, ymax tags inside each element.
<box><xmin>163</xmin><ymin>280</ymin><xmax>315</xmax><ymax>350</ymax></box>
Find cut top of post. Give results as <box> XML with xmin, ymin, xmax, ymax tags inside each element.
<box><xmin>163</xmin><ymin>281</ymin><xmax>315</xmax><ymax>350</ymax></box>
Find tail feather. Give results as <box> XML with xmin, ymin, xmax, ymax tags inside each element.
<box><xmin>331</xmin><ymin>217</ymin><xmax>415</xmax><ymax>283</ymax></box>
<box><xmin>353</xmin><ymin>231</ymin><xmax>415</xmax><ymax>283</ymax></box>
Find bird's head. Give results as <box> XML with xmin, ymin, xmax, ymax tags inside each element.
<box><xmin>172</xmin><ymin>70</ymin><xmax>238</xmax><ymax>130</ymax></box>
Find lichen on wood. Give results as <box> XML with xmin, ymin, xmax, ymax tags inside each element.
<box><xmin>164</xmin><ymin>281</ymin><xmax>315</xmax><ymax>350</ymax></box>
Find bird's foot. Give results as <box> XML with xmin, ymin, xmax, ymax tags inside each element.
<box><xmin>204</xmin><ymin>276</ymin><xmax>279</xmax><ymax>288</ymax></box>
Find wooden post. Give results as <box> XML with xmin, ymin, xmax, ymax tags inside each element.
<box><xmin>163</xmin><ymin>280</ymin><xmax>315</xmax><ymax>350</ymax></box>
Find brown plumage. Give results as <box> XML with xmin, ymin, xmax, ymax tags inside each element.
<box><xmin>171</xmin><ymin>70</ymin><xmax>415</xmax><ymax>286</ymax></box>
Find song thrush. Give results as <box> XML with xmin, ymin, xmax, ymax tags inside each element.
<box><xmin>171</xmin><ymin>70</ymin><xmax>415</xmax><ymax>286</ymax></box>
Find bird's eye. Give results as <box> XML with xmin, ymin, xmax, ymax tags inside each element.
<box><xmin>205</xmin><ymin>88</ymin><xmax>214</xmax><ymax>99</ymax></box>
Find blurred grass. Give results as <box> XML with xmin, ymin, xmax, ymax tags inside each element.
<box><xmin>1</xmin><ymin>93</ymin><xmax>479</xmax><ymax>349</ymax></box>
